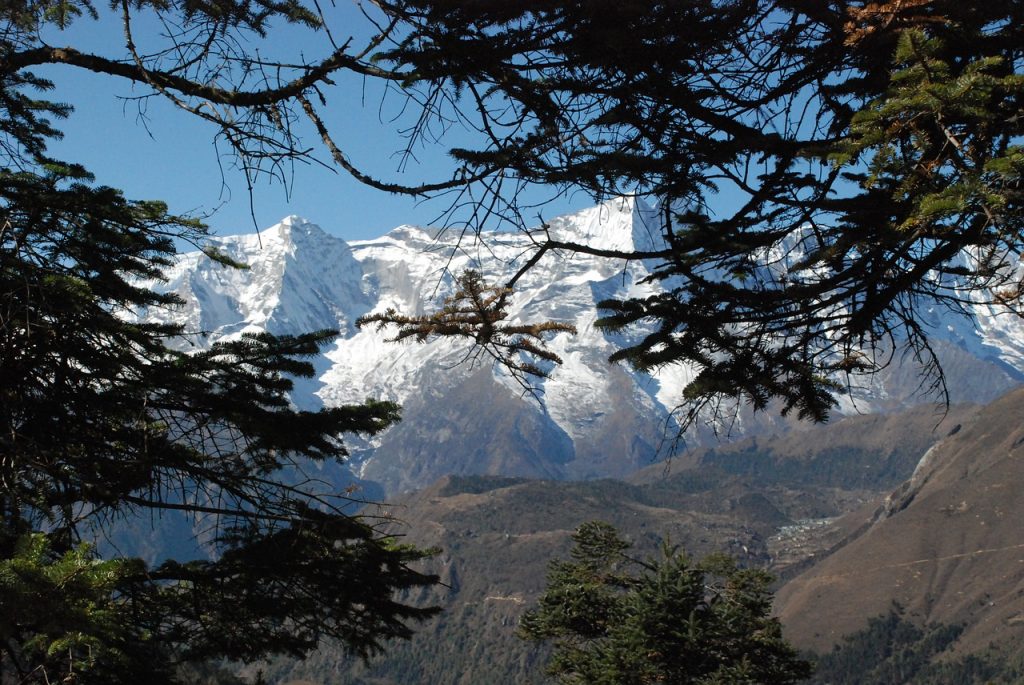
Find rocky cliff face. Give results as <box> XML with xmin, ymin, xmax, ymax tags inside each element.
<box><xmin>139</xmin><ymin>198</ymin><xmax>1024</xmax><ymax>493</ymax></box>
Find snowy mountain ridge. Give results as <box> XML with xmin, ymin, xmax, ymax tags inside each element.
<box><xmin>141</xmin><ymin>197</ymin><xmax>1024</xmax><ymax>493</ymax></box>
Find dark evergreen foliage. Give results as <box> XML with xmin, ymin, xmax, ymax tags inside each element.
<box><xmin>519</xmin><ymin>521</ymin><xmax>812</xmax><ymax>684</ymax></box>
<box><xmin>5</xmin><ymin>1</ymin><xmax>1021</xmax><ymax>425</ymax></box>
<box><xmin>374</xmin><ymin>0</ymin><xmax>1024</xmax><ymax>424</ymax></box>
<box><xmin>1</xmin><ymin>5</ymin><xmax>440</xmax><ymax>683</ymax></box>
<box><xmin>809</xmin><ymin>604</ymin><xmax>1024</xmax><ymax>684</ymax></box>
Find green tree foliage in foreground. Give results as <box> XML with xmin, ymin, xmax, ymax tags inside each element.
<box><xmin>0</xmin><ymin>6</ymin><xmax>439</xmax><ymax>683</ymax></box>
<box><xmin>377</xmin><ymin>0</ymin><xmax>1024</xmax><ymax>423</ymax></box>
<box><xmin>518</xmin><ymin>522</ymin><xmax>812</xmax><ymax>684</ymax></box>
<box><xmin>2</xmin><ymin>1</ymin><xmax>1021</xmax><ymax>425</ymax></box>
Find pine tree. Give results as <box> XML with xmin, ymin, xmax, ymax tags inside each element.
<box><xmin>1</xmin><ymin>9</ymin><xmax>439</xmax><ymax>683</ymax></box>
<box><xmin>357</xmin><ymin>270</ymin><xmax>576</xmax><ymax>392</ymax></box>
<box><xmin>4</xmin><ymin>0</ymin><xmax>1022</xmax><ymax>425</ymax></box>
<box><xmin>372</xmin><ymin>0</ymin><xmax>1024</xmax><ymax>424</ymax></box>
<box><xmin>519</xmin><ymin>522</ymin><xmax>812</xmax><ymax>684</ymax></box>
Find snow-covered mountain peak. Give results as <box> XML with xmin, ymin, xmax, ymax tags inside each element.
<box><xmin>545</xmin><ymin>195</ymin><xmax>662</xmax><ymax>255</ymax></box>
<box><xmin>141</xmin><ymin>198</ymin><xmax>1024</xmax><ymax>493</ymax></box>
<box><xmin>244</xmin><ymin>215</ymin><xmax>338</xmax><ymax>253</ymax></box>
<box><xmin>278</xmin><ymin>213</ymin><xmax>308</xmax><ymax>226</ymax></box>
<box><xmin>142</xmin><ymin>215</ymin><xmax>370</xmax><ymax>348</ymax></box>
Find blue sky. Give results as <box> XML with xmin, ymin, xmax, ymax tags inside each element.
<box><xmin>44</xmin><ymin>66</ymin><xmax>457</xmax><ymax>241</ymax></box>
<box><xmin>34</xmin><ymin>4</ymin><xmax>589</xmax><ymax>242</ymax></box>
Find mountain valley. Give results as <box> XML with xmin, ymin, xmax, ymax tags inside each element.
<box><xmin>252</xmin><ymin>398</ymin><xmax>1024</xmax><ymax>684</ymax></box>
<box><xmin>134</xmin><ymin>200</ymin><xmax>1024</xmax><ymax>683</ymax></box>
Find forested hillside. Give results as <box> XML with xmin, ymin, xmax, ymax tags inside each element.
<box><xmin>256</xmin><ymin>403</ymin><xmax>992</xmax><ymax>684</ymax></box>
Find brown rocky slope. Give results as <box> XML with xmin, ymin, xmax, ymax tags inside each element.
<box><xmin>259</xmin><ymin>404</ymin><xmax>974</xmax><ymax>684</ymax></box>
<box><xmin>775</xmin><ymin>386</ymin><xmax>1024</xmax><ymax>655</ymax></box>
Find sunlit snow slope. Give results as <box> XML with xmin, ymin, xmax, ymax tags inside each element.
<box><xmin>141</xmin><ymin>198</ymin><xmax>1024</xmax><ymax>493</ymax></box>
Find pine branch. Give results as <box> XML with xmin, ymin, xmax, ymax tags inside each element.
<box><xmin>357</xmin><ymin>270</ymin><xmax>576</xmax><ymax>393</ymax></box>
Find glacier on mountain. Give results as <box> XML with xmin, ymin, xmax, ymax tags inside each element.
<box><xmin>140</xmin><ymin>197</ymin><xmax>1024</xmax><ymax>493</ymax></box>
